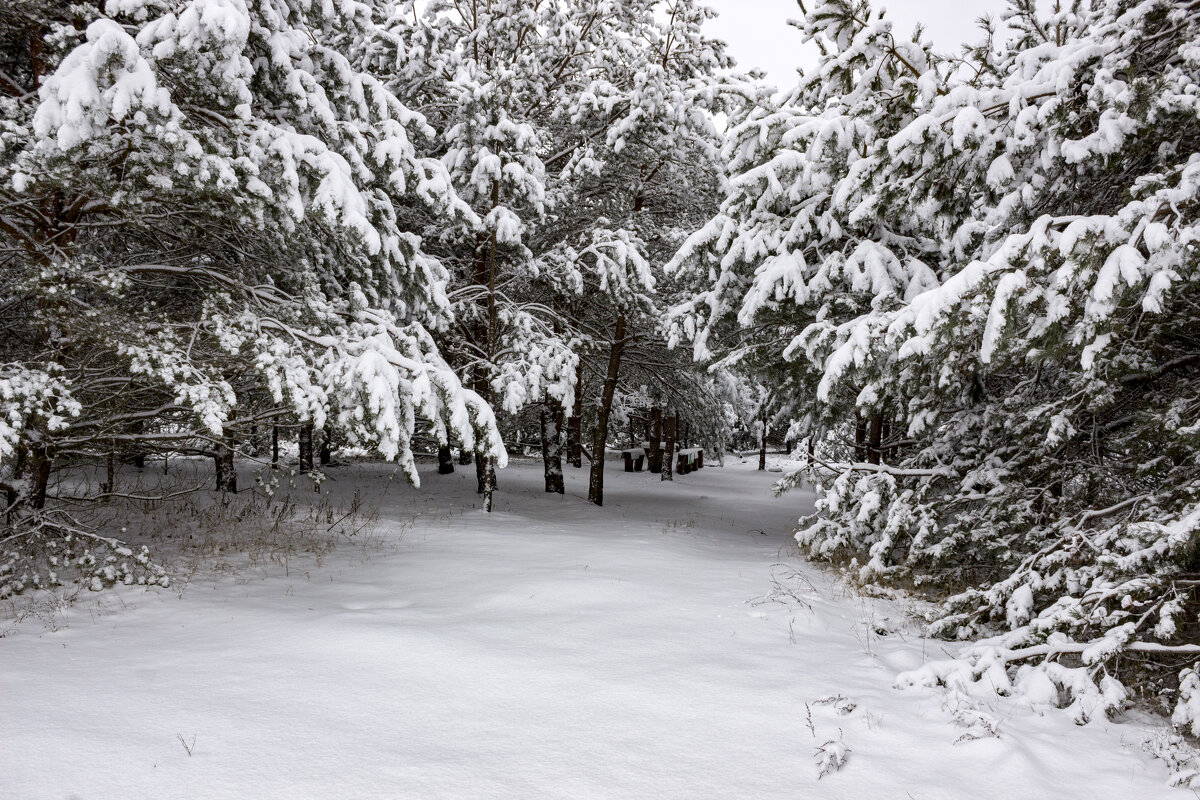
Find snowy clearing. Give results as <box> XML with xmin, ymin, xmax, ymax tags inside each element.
<box><xmin>0</xmin><ymin>459</ymin><xmax>1186</xmax><ymax>799</ymax></box>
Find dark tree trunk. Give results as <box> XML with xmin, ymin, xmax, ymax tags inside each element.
<box><xmin>758</xmin><ymin>410</ymin><xmax>768</xmax><ymax>471</ymax></box>
<box><xmin>854</xmin><ymin>414</ymin><xmax>867</xmax><ymax>462</ymax></box>
<box><xmin>103</xmin><ymin>444</ymin><xmax>115</xmax><ymax>500</ymax></box>
<box><xmin>868</xmin><ymin>413</ymin><xmax>884</xmax><ymax>466</ymax></box>
<box><xmin>474</xmin><ymin>451</ymin><xmax>487</xmax><ymax>494</ymax></box>
<box><xmin>588</xmin><ymin>313</ymin><xmax>627</xmax><ymax>506</ymax></box>
<box><xmin>567</xmin><ymin>360</ymin><xmax>584</xmax><ymax>468</ymax></box>
<box><xmin>271</xmin><ymin>424</ymin><xmax>280</xmax><ymax>469</ymax></box>
<box><xmin>215</xmin><ymin>442</ymin><xmax>236</xmax><ymax>493</ymax></box>
<box><xmin>30</xmin><ymin>443</ymin><xmax>50</xmax><ymax>509</ymax></box>
<box><xmin>130</xmin><ymin>418</ymin><xmax>145</xmax><ymax>469</ymax></box>
<box><xmin>662</xmin><ymin>415</ymin><xmax>676</xmax><ymax>482</ymax></box>
<box><xmin>319</xmin><ymin>429</ymin><xmax>332</xmax><ymax>466</ymax></box>
<box><xmin>299</xmin><ymin>424</ymin><xmax>314</xmax><ymax>471</ymax></box>
<box><xmin>540</xmin><ymin>400</ymin><xmax>565</xmax><ymax>494</ymax></box>
<box><xmin>648</xmin><ymin>407</ymin><xmax>663</xmax><ymax>473</ymax></box>
<box><xmin>458</xmin><ymin>447</ymin><xmax>473</xmax><ymax>466</ymax></box>
<box><xmin>438</xmin><ymin>445</ymin><xmax>455</xmax><ymax>474</ymax></box>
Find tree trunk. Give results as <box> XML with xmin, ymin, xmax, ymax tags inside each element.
<box><xmin>854</xmin><ymin>413</ymin><xmax>867</xmax><ymax>462</ymax></box>
<box><xmin>474</xmin><ymin>451</ymin><xmax>487</xmax><ymax>494</ymax></box>
<box><xmin>319</xmin><ymin>428</ymin><xmax>332</xmax><ymax>466</ymax></box>
<box><xmin>271</xmin><ymin>424</ymin><xmax>280</xmax><ymax>469</ymax></box>
<box><xmin>215</xmin><ymin>442</ymin><xmax>236</xmax><ymax>493</ymax></box>
<box><xmin>540</xmin><ymin>400</ymin><xmax>565</xmax><ymax>494</ymax></box>
<box><xmin>482</xmin><ymin>456</ymin><xmax>497</xmax><ymax>511</ymax></box>
<box><xmin>588</xmin><ymin>313</ymin><xmax>627</xmax><ymax>506</ymax></box>
<box><xmin>567</xmin><ymin>360</ymin><xmax>584</xmax><ymax>468</ymax></box>
<box><xmin>299</xmin><ymin>424</ymin><xmax>313</xmax><ymax>471</ymax></box>
<box><xmin>867</xmin><ymin>412</ymin><xmax>884</xmax><ymax>466</ymax></box>
<box><xmin>126</xmin><ymin>417</ymin><xmax>145</xmax><ymax>469</ymax></box>
<box><xmin>103</xmin><ymin>443</ymin><xmax>115</xmax><ymax>500</ymax></box>
<box><xmin>662</xmin><ymin>415</ymin><xmax>676</xmax><ymax>482</ymax></box>
<box><xmin>438</xmin><ymin>445</ymin><xmax>455</xmax><ymax>474</ymax></box>
<box><xmin>758</xmin><ymin>409</ymin><xmax>768</xmax><ymax>471</ymax></box>
<box><xmin>30</xmin><ymin>442</ymin><xmax>50</xmax><ymax>509</ymax></box>
<box><xmin>648</xmin><ymin>407</ymin><xmax>663</xmax><ymax>473</ymax></box>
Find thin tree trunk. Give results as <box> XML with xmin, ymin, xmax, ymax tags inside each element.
<box><xmin>854</xmin><ymin>413</ymin><xmax>867</xmax><ymax>462</ymax></box>
<box><xmin>131</xmin><ymin>418</ymin><xmax>145</xmax><ymax>469</ymax></box>
<box><xmin>104</xmin><ymin>443</ymin><xmax>115</xmax><ymax>500</ymax></box>
<box><xmin>868</xmin><ymin>412</ymin><xmax>884</xmax><ymax>466</ymax></box>
<box><xmin>758</xmin><ymin>409</ymin><xmax>768</xmax><ymax>471</ymax></box>
<box><xmin>567</xmin><ymin>359</ymin><xmax>584</xmax><ymax>468</ymax></box>
<box><xmin>299</xmin><ymin>424</ymin><xmax>313</xmax><ymax>471</ymax></box>
<box><xmin>541</xmin><ymin>400</ymin><xmax>565</xmax><ymax>494</ymax></box>
<box><xmin>649</xmin><ymin>407</ymin><xmax>663</xmax><ymax>473</ymax></box>
<box><xmin>30</xmin><ymin>442</ymin><xmax>49</xmax><ymax>509</ymax></box>
<box><xmin>482</xmin><ymin>456</ymin><xmax>496</xmax><ymax>512</ymax></box>
<box><xmin>588</xmin><ymin>313</ymin><xmax>627</xmax><ymax>506</ymax></box>
<box><xmin>481</xmin><ymin>181</ymin><xmax>501</xmax><ymax>512</ymax></box>
<box><xmin>215</xmin><ymin>441</ymin><xmax>236</xmax><ymax>493</ymax></box>
<box><xmin>438</xmin><ymin>445</ymin><xmax>455</xmax><ymax>474</ymax></box>
<box><xmin>319</xmin><ymin>428</ymin><xmax>332</xmax><ymax>466</ymax></box>
<box><xmin>271</xmin><ymin>424</ymin><xmax>280</xmax><ymax>469</ymax></box>
<box><xmin>474</xmin><ymin>452</ymin><xmax>487</xmax><ymax>494</ymax></box>
<box><xmin>458</xmin><ymin>447</ymin><xmax>473</xmax><ymax>466</ymax></box>
<box><xmin>662</xmin><ymin>415</ymin><xmax>676</xmax><ymax>481</ymax></box>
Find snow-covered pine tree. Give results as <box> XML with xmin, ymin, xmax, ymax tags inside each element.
<box><xmin>673</xmin><ymin>0</ymin><xmax>1200</xmax><ymax>726</ymax></box>
<box><xmin>373</xmin><ymin>0</ymin><xmax>734</xmax><ymax>505</ymax></box>
<box><xmin>0</xmin><ymin>0</ymin><xmax>502</xmax><ymax>596</ymax></box>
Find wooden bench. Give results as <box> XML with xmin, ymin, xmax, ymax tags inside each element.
<box><xmin>622</xmin><ymin>447</ymin><xmax>647</xmax><ymax>472</ymax></box>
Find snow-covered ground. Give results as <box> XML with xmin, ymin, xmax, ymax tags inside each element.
<box><xmin>0</xmin><ymin>458</ymin><xmax>1187</xmax><ymax>798</ymax></box>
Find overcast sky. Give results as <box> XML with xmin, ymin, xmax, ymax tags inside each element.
<box><xmin>703</xmin><ymin>0</ymin><xmax>1010</xmax><ymax>91</ymax></box>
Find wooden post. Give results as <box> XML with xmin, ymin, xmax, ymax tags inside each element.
<box><xmin>662</xmin><ymin>415</ymin><xmax>676</xmax><ymax>482</ymax></box>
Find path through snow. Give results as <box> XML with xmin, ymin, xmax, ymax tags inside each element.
<box><xmin>0</xmin><ymin>458</ymin><xmax>1185</xmax><ymax>798</ymax></box>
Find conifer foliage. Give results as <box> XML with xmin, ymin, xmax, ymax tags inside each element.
<box><xmin>0</xmin><ymin>0</ymin><xmax>503</xmax><ymax>593</ymax></box>
<box><xmin>672</xmin><ymin>0</ymin><xmax>1200</xmax><ymax>725</ymax></box>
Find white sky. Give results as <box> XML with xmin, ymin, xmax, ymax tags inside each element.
<box><xmin>703</xmin><ymin>0</ymin><xmax>1011</xmax><ymax>92</ymax></box>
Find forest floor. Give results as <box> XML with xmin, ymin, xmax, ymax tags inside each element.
<box><xmin>0</xmin><ymin>457</ymin><xmax>1191</xmax><ymax>799</ymax></box>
